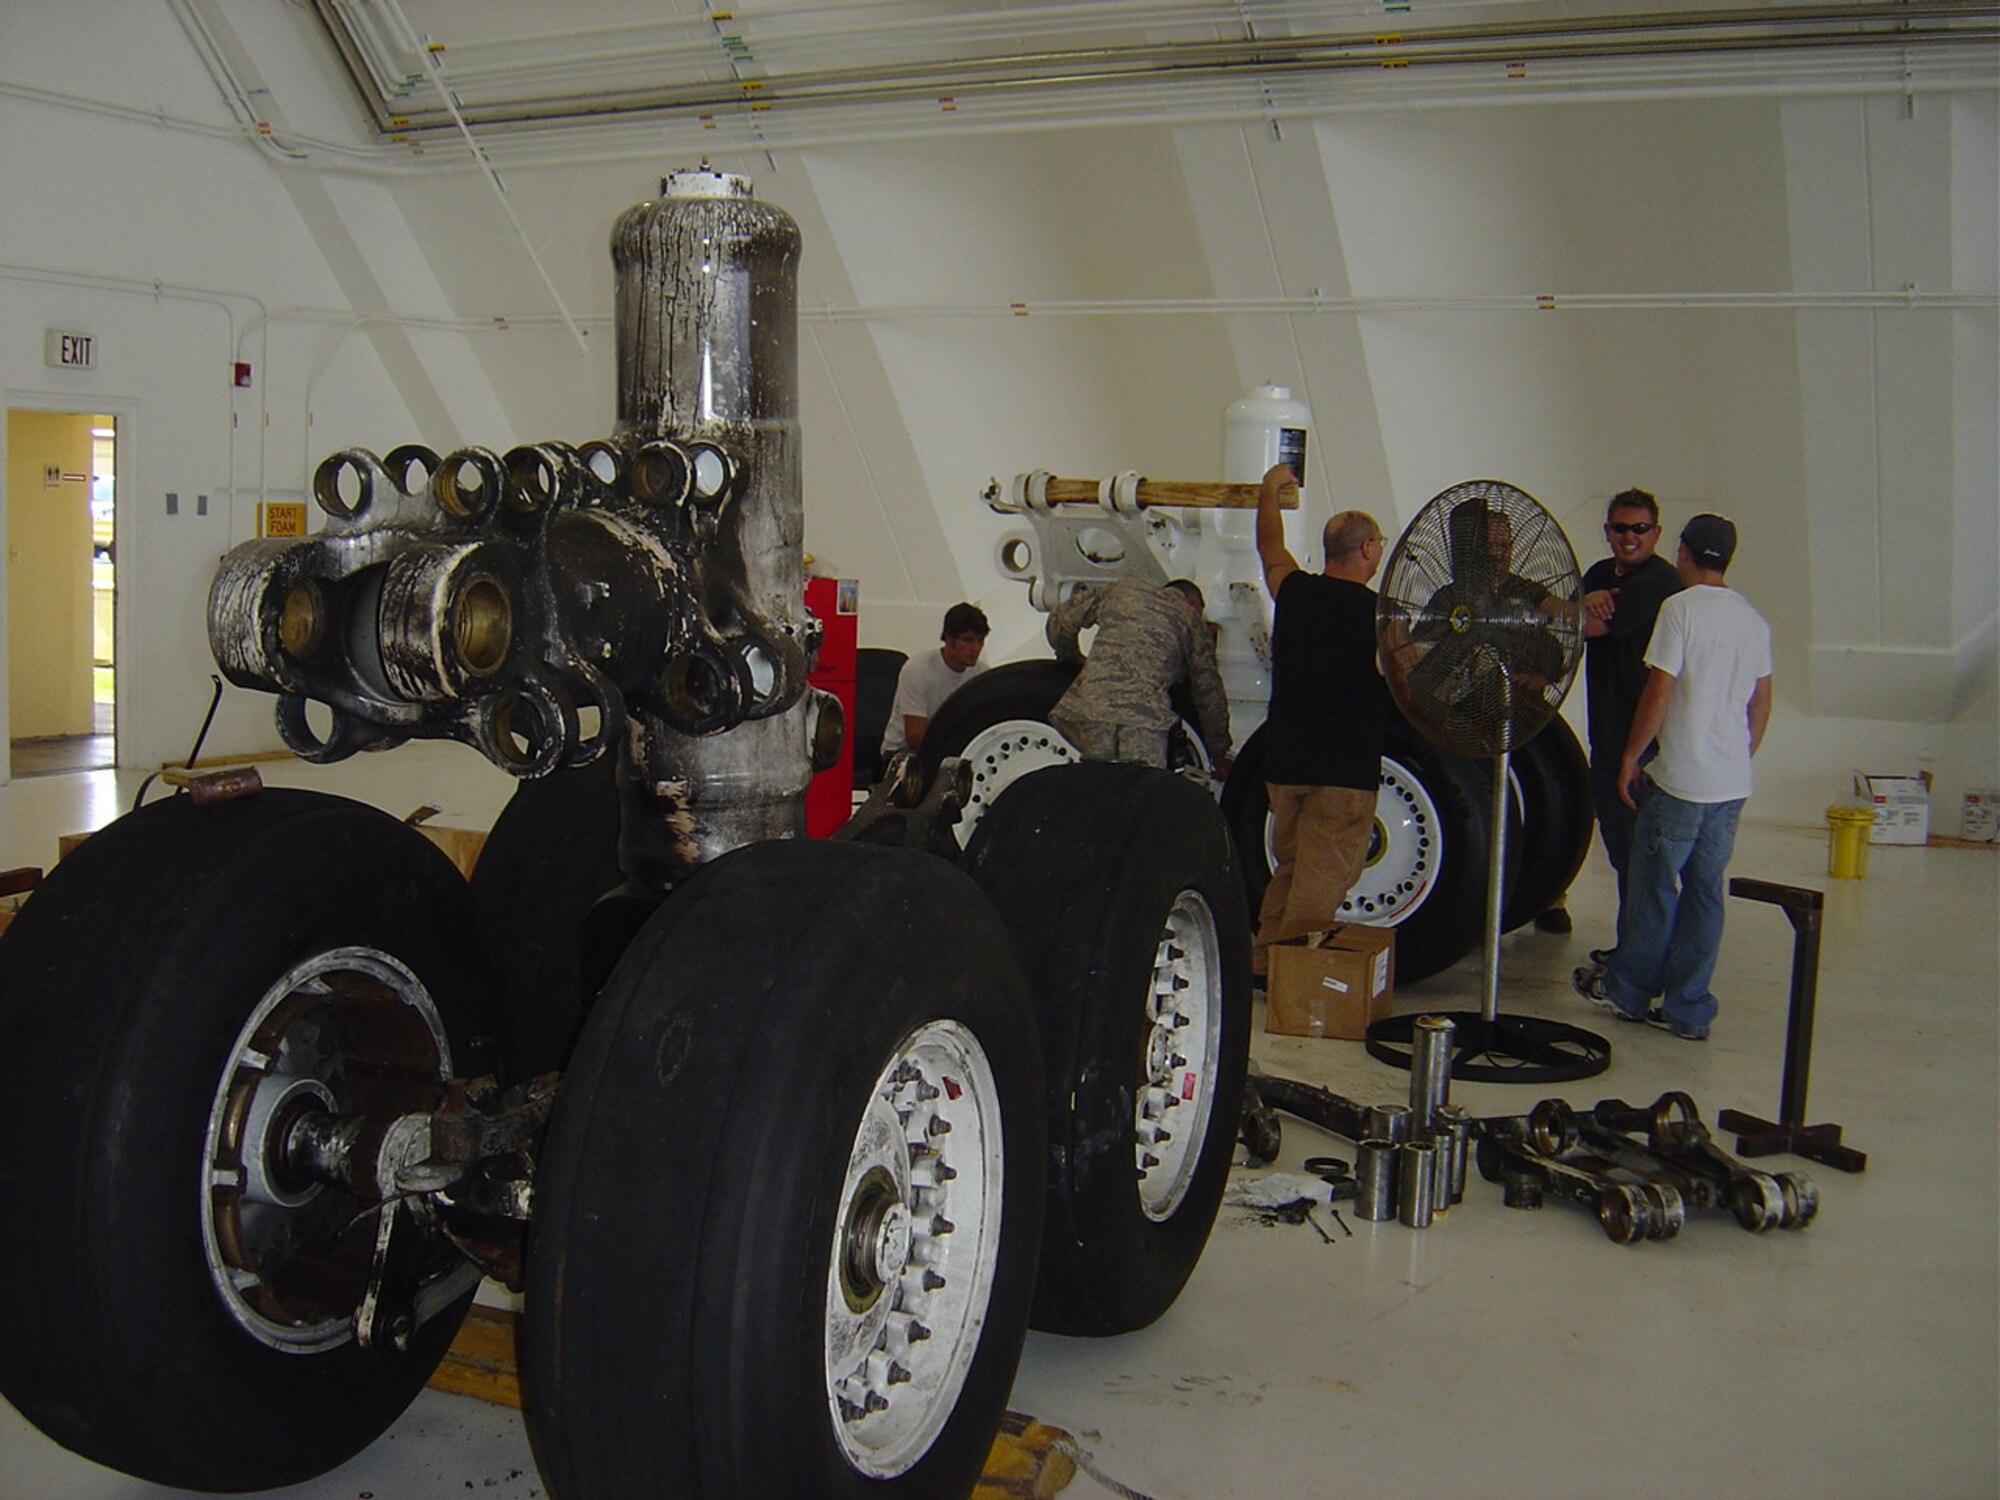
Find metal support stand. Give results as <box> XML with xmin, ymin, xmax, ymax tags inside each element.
<box><xmin>1365</xmin><ymin>749</ymin><xmax>1611</xmax><ymax>1084</ymax></box>
<box><xmin>1714</xmin><ymin>877</ymin><xmax>1867</xmax><ymax>1174</ymax></box>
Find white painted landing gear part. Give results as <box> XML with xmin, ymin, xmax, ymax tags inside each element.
<box><xmin>828</xmin><ymin>1021</ymin><xmax>1006</xmax><ymax>1479</ymax></box>
<box><xmin>1137</xmin><ymin>891</ymin><xmax>1222</xmax><ymax>1222</ymax></box>
<box><xmin>952</xmin><ymin>719</ymin><xmax>1080</xmax><ymax>844</ymax></box>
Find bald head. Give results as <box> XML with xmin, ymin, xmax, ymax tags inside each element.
<box><xmin>1321</xmin><ymin>510</ymin><xmax>1385</xmax><ymax>583</ymax></box>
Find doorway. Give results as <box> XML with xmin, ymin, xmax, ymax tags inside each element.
<box><xmin>6</xmin><ymin>408</ymin><xmax>116</xmax><ymax>776</ymax></box>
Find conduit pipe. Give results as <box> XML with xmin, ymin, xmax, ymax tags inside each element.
<box><xmin>19</xmin><ymin>34</ymin><xmax>1993</xmax><ymax>175</ymax></box>
<box><xmin>322</xmin><ymin>4</ymin><xmax>1998</xmax><ymax>133</ymax></box>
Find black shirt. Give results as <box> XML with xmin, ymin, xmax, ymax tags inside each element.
<box><xmin>1581</xmin><ymin>553</ymin><xmax>1681</xmax><ymax>758</ymax></box>
<box><xmin>1264</xmin><ymin>572</ymin><xmax>1391</xmax><ymax>790</ymax></box>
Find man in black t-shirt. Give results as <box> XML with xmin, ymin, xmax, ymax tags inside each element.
<box><xmin>1579</xmin><ymin>487</ymin><xmax>1682</xmax><ymax>958</ymax></box>
<box><xmin>1252</xmin><ymin>464</ymin><xmax>1391</xmax><ymax>976</ymax></box>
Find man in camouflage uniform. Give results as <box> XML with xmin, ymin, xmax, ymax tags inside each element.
<box><xmin>1045</xmin><ymin>577</ymin><xmax>1233</xmax><ymax>775</ymax></box>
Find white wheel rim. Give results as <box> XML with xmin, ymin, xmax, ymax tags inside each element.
<box><xmin>1343</xmin><ymin>756</ymin><xmax>1447</xmax><ymax>925</ymax></box>
<box><xmin>1137</xmin><ymin>890</ymin><xmax>1222</xmax><ymax>1221</ymax></box>
<box><xmin>200</xmin><ymin>947</ymin><xmax>455</xmax><ymax>1353</ymax></box>
<box><xmin>950</xmin><ymin>718</ymin><xmax>1079</xmax><ymax>845</ymax></box>
<box><xmin>826</xmin><ymin>1020</ymin><xmax>1004</xmax><ymax>1478</ymax></box>
<box><xmin>1259</xmin><ymin>755</ymin><xmax>1447</xmax><ymax>928</ymax></box>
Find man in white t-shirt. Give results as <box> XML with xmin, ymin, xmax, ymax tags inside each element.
<box><xmin>1572</xmin><ymin>513</ymin><xmax>1771</xmax><ymax>1040</ymax></box>
<box><xmin>880</xmin><ymin>602</ymin><xmax>990</xmax><ymax>759</ymax></box>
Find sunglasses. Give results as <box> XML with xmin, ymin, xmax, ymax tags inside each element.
<box><xmin>1606</xmin><ymin>522</ymin><xmax>1656</xmax><ymax>535</ymax></box>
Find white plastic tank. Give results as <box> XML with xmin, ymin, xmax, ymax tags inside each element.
<box><xmin>1205</xmin><ymin>385</ymin><xmax>1315</xmax><ymax>730</ymax></box>
<box><xmin>1222</xmin><ymin>383</ymin><xmax>1311</xmax><ymax>492</ymax></box>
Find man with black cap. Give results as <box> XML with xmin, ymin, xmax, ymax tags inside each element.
<box><xmin>1573</xmin><ymin>513</ymin><xmax>1771</xmax><ymax>1040</ymax></box>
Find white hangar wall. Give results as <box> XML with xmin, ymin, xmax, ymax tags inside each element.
<box><xmin>0</xmin><ymin>1</ymin><xmax>1991</xmax><ymax>829</ymax></box>
<box><xmin>0</xmin><ymin>2</ymin><xmax>514</xmax><ymax>774</ymax></box>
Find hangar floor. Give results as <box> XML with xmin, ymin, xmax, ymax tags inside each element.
<box><xmin>2</xmin><ymin>745</ymin><xmax>1994</xmax><ymax>1500</ymax></box>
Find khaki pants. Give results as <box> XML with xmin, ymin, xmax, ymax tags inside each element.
<box><xmin>1255</xmin><ymin>783</ymin><xmax>1379</xmax><ymax>966</ymax></box>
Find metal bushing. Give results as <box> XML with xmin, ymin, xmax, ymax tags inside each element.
<box><xmin>433</xmin><ymin>447</ymin><xmax>506</xmax><ymax>524</ymax></box>
<box><xmin>311</xmin><ymin>447</ymin><xmax>392</xmax><ymax>523</ymax></box>
<box><xmin>1408</xmin><ymin>1015</ymin><xmax>1456</xmax><ymax>1136</ymax></box>
<box><xmin>382</xmin><ymin>444</ymin><xmax>442</xmax><ymax>500</ymax></box>
<box><xmin>502</xmin><ymin>443</ymin><xmax>578</xmax><ymax>521</ymax></box>
<box><xmin>1355</xmin><ymin>1139</ymin><xmax>1398</xmax><ymax>1222</ymax></box>
<box><xmin>1397</xmin><ymin>1142</ymin><xmax>1437</xmax><ymax>1229</ymax></box>
<box><xmin>1364</xmin><ymin>1103</ymin><xmax>1414</xmax><ymax>1145</ymax></box>
<box><xmin>1434</xmin><ymin>1104</ymin><xmax>1472</xmax><ymax>1205</ymax></box>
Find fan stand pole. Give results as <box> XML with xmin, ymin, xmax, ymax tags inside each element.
<box><xmin>1363</xmin><ymin>739</ymin><xmax>1613</xmax><ymax>1084</ymax></box>
<box><xmin>1480</xmin><ymin>747</ymin><xmax>1509</xmax><ymax>1023</ymax></box>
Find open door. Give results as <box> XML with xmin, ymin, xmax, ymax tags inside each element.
<box><xmin>6</xmin><ymin>409</ymin><xmax>116</xmax><ymax>776</ymax></box>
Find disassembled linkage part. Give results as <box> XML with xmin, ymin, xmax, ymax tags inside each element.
<box><xmin>1473</xmin><ymin>1092</ymin><xmax>1818</xmax><ymax>1243</ymax></box>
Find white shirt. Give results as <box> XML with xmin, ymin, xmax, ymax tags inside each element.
<box><xmin>1644</xmin><ymin>584</ymin><xmax>1772</xmax><ymax>803</ymax></box>
<box><xmin>881</xmin><ymin>649</ymin><xmax>987</xmax><ymax>756</ymax></box>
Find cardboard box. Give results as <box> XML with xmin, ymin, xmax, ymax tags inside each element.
<box><xmin>1855</xmin><ymin>771</ymin><xmax>1931</xmax><ymax>846</ymax></box>
<box><xmin>1960</xmin><ymin>788</ymin><xmax>2000</xmax><ymax>844</ymax></box>
<box><xmin>1264</xmin><ymin>925</ymin><xmax>1395</xmax><ymax>1040</ymax></box>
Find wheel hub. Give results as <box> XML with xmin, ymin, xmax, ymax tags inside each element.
<box><xmin>203</xmin><ymin>947</ymin><xmax>456</xmax><ymax>1353</ymax></box>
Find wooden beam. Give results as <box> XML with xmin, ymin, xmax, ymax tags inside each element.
<box><xmin>1040</xmin><ymin>476</ymin><xmax>1295</xmax><ymax>510</ymax></box>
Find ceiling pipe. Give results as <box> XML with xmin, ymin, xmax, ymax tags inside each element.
<box><xmin>331</xmin><ymin>4</ymin><xmax>1997</xmax><ymax>133</ymax></box>
<box><xmin>28</xmin><ymin>5</ymin><xmax>1997</xmax><ymax>177</ymax></box>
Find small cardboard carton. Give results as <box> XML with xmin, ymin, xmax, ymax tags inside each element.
<box><xmin>1265</xmin><ymin>924</ymin><xmax>1396</xmax><ymax>1041</ymax></box>
<box><xmin>1960</xmin><ymin>788</ymin><xmax>2000</xmax><ymax>844</ymax></box>
<box><xmin>1855</xmin><ymin>771</ymin><xmax>1932</xmax><ymax>846</ymax></box>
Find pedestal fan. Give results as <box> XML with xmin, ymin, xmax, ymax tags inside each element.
<box><xmin>1366</xmin><ymin>479</ymin><xmax>1609</xmax><ymax>1083</ymax></box>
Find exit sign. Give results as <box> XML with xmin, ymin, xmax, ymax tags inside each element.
<box><xmin>44</xmin><ymin>330</ymin><xmax>95</xmax><ymax>369</ymax></box>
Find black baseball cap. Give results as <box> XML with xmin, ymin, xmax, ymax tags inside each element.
<box><xmin>1681</xmin><ymin>513</ymin><xmax>1737</xmax><ymax>568</ymax></box>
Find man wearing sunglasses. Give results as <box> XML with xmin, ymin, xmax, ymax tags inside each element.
<box><xmin>1575</xmin><ymin>488</ymin><xmax>1683</xmax><ymax>968</ymax></box>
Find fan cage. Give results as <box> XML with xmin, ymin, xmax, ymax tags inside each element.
<box><xmin>1377</xmin><ymin>480</ymin><xmax>1584</xmax><ymax>759</ymax></box>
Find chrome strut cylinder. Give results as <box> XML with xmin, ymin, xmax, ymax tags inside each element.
<box><xmin>610</xmin><ymin>167</ymin><xmax>814</xmax><ymax>879</ymax></box>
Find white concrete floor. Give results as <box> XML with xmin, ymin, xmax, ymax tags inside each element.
<box><xmin>2</xmin><ymin>745</ymin><xmax>1995</xmax><ymax>1500</ymax></box>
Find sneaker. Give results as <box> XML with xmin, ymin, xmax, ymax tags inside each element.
<box><xmin>1587</xmin><ymin>947</ymin><xmax>1614</xmax><ymax>970</ymax></box>
<box><xmin>1641</xmin><ymin>1007</ymin><xmax>1708</xmax><ymax>1041</ymax></box>
<box><xmin>1571</xmin><ymin>965</ymin><xmax>1645</xmax><ymax>1023</ymax></box>
<box><xmin>1533</xmin><ymin>905</ymin><xmax>1573</xmax><ymax>935</ymax></box>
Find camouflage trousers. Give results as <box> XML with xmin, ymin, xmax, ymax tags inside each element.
<box><xmin>1050</xmin><ymin>707</ymin><xmax>1168</xmax><ymax>769</ymax></box>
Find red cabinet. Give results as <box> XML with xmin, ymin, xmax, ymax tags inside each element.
<box><xmin>803</xmin><ymin>577</ymin><xmax>858</xmax><ymax>838</ymax></box>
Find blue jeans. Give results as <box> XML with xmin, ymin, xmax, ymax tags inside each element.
<box><xmin>1590</xmin><ymin>744</ymin><xmax>1655</xmax><ymax>922</ymax></box>
<box><xmin>1605</xmin><ymin>782</ymin><xmax>1744</xmax><ymax>1035</ymax></box>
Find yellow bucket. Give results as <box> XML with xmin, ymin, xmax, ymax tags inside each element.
<box><xmin>1826</xmin><ymin>805</ymin><xmax>1874</xmax><ymax>879</ymax></box>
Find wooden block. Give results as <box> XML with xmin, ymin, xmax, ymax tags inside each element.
<box><xmin>428</xmin><ymin>1305</ymin><xmax>523</xmax><ymax>1410</ymax></box>
<box><xmin>413</xmin><ymin>824</ymin><xmax>486</xmax><ymax>879</ymax></box>
<box><xmin>973</xmin><ymin>1411</ymin><xmax>1079</xmax><ymax>1499</ymax></box>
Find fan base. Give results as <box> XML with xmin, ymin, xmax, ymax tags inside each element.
<box><xmin>1365</xmin><ymin>1010</ymin><xmax>1610</xmax><ymax>1084</ymax></box>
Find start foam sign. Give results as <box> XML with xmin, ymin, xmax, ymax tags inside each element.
<box><xmin>260</xmin><ymin>501</ymin><xmax>308</xmax><ymax>538</ymax></box>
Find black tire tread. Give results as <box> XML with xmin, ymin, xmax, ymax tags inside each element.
<box><xmin>0</xmin><ymin>789</ymin><xmax>490</xmax><ymax>1491</ymax></box>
